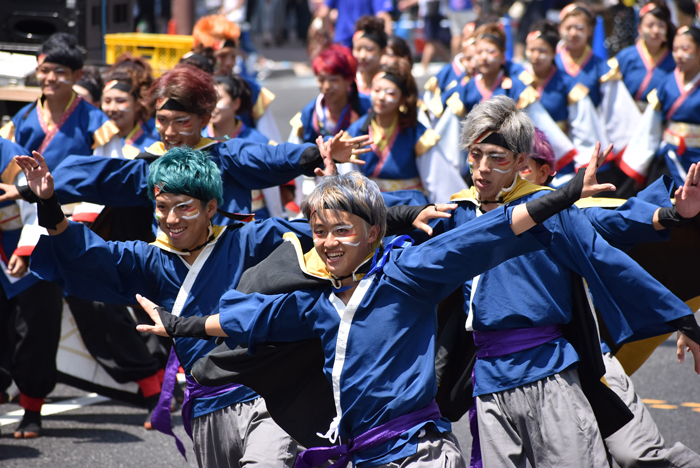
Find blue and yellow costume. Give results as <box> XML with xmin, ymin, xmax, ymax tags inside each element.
<box><xmin>289</xmin><ymin>94</ymin><xmax>372</xmax><ymax>144</ymax></box>
<box><xmin>611</xmin><ymin>41</ymin><xmax>675</xmax><ymax>107</ymax></box>
<box><xmin>0</xmin><ymin>93</ymin><xmax>120</xmax><ymax>183</ymax></box>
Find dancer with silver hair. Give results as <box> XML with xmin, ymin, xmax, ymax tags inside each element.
<box><xmin>430</xmin><ymin>95</ymin><xmax>700</xmax><ymax>468</ymax></box>
<box><xmin>133</xmin><ymin>143</ymin><xmax>618</xmax><ymax>468</ymax></box>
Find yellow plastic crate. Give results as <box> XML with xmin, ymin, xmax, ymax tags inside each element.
<box><xmin>105</xmin><ymin>33</ymin><xmax>193</xmax><ymax>77</ymax></box>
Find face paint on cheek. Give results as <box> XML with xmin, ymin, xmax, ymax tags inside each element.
<box><xmin>333</xmin><ymin>225</ymin><xmax>361</xmax><ymax>246</ymax></box>
<box><xmin>384</xmin><ymin>94</ymin><xmax>399</xmax><ymax>103</ymax></box>
<box><xmin>155</xmin><ymin>212</ymin><xmax>163</xmax><ymax>221</ymax></box>
<box><xmin>216</xmin><ymin>102</ymin><xmax>230</xmax><ymax>109</ymax></box>
<box><xmin>181</xmin><ymin>210</ymin><xmax>200</xmax><ymax>220</ymax></box>
<box><xmin>155</xmin><ymin>121</ymin><xmax>163</xmax><ymax>131</ymax></box>
<box><xmin>178</xmin><ymin>118</ymin><xmax>195</xmax><ymax>135</ymax></box>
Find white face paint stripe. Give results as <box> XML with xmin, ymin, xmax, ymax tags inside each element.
<box><xmin>491</xmin><ymin>168</ymin><xmax>512</xmax><ymax>174</ymax></box>
<box><xmin>182</xmin><ymin>211</ymin><xmax>200</xmax><ymax>220</ymax></box>
<box><xmin>330</xmin><ymin>224</ymin><xmax>361</xmax><ymax>246</ymax></box>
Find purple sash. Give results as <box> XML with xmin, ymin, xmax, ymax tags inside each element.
<box><xmin>473</xmin><ymin>324</ymin><xmax>563</xmax><ymax>359</ymax></box>
<box><xmin>150</xmin><ymin>348</ymin><xmax>241</xmax><ymax>460</ymax></box>
<box><xmin>469</xmin><ymin>324</ymin><xmax>564</xmax><ymax>468</ymax></box>
<box><xmin>296</xmin><ymin>401</ymin><xmax>442</xmax><ymax>468</ymax></box>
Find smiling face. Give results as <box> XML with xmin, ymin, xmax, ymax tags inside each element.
<box><xmin>210</xmin><ymin>83</ymin><xmax>239</xmax><ymax>127</ymax></box>
<box><xmin>475</xmin><ymin>39</ymin><xmax>505</xmax><ymax>78</ymax></box>
<box><xmin>639</xmin><ymin>13</ymin><xmax>668</xmax><ymax>51</ymax></box>
<box><xmin>370</xmin><ymin>77</ymin><xmax>403</xmax><ymax>117</ymax></box>
<box><xmin>526</xmin><ymin>38</ymin><xmax>555</xmax><ymax>77</ymax></box>
<box><xmin>468</xmin><ymin>142</ymin><xmax>526</xmax><ymax>201</ymax></box>
<box><xmin>353</xmin><ymin>37</ymin><xmax>383</xmax><ymax>75</ymax></box>
<box><xmin>102</xmin><ymin>88</ymin><xmax>139</xmax><ymax>136</ymax></box>
<box><xmin>154</xmin><ymin>193</ymin><xmax>217</xmax><ymax>251</ymax></box>
<box><xmin>36</xmin><ymin>60</ymin><xmax>81</xmax><ymax>102</ymax></box>
<box><xmin>316</xmin><ymin>73</ymin><xmax>352</xmax><ymax>108</ymax></box>
<box><xmin>311</xmin><ymin>210</ymin><xmax>379</xmax><ymax>279</ymax></box>
<box><xmin>155</xmin><ymin>108</ymin><xmax>208</xmax><ymax>150</ymax></box>
<box><xmin>560</xmin><ymin>13</ymin><xmax>592</xmax><ymax>52</ymax></box>
<box><xmin>673</xmin><ymin>33</ymin><xmax>700</xmax><ymax>74</ymax></box>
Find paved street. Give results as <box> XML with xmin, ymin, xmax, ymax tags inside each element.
<box><xmin>1</xmin><ymin>72</ymin><xmax>699</xmax><ymax>467</ymax></box>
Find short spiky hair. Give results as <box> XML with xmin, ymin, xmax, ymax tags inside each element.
<box><xmin>460</xmin><ymin>95</ymin><xmax>534</xmax><ymax>156</ymax></box>
<box><xmin>148</xmin><ymin>147</ymin><xmax>223</xmax><ymax>205</ymax></box>
<box><xmin>301</xmin><ymin>171</ymin><xmax>387</xmax><ymax>240</ymax></box>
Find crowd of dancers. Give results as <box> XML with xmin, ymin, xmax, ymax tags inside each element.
<box><xmin>1</xmin><ymin>2</ymin><xmax>700</xmax><ymax>467</ymax></box>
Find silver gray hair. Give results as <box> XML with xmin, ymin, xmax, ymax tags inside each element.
<box><xmin>301</xmin><ymin>171</ymin><xmax>387</xmax><ymax>240</ymax></box>
<box><xmin>460</xmin><ymin>95</ymin><xmax>534</xmax><ymax>156</ymax></box>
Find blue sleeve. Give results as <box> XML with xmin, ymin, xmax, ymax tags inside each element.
<box><xmin>218</xmin><ymin>288</ymin><xmax>321</xmax><ymax>353</ymax></box>
<box><xmin>584</xmin><ymin>177</ymin><xmax>674</xmax><ymax>251</ymax></box>
<box><xmin>239</xmin><ymin>218</ymin><xmax>313</xmax><ymax>269</ymax></box>
<box><xmin>381</xmin><ymin>190</ymin><xmax>429</xmax><ymax>207</ymax></box>
<box><xmin>384</xmin><ymin>206</ymin><xmax>549</xmax><ymax>302</ymax></box>
<box><xmin>550</xmin><ymin>207</ymin><xmax>690</xmax><ymax>343</ymax></box>
<box><xmin>29</xmin><ymin>221</ymin><xmax>158</xmax><ymax>304</ymax></box>
<box><xmin>217</xmin><ymin>139</ymin><xmax>320</xmax><ymax>189</ymax></box>
<box><xmin>373</xmin><ymin>0</ymin><xmax>393</xmax><ymax>13</ymax></box>
<box><xmin>52</xmin><ymin>155</ymin><xmax>151</xmax><ymax>207</ymax></box>
<box><xmin>326</xmin><ymin>0</ymin><xmax>337</xmax><ymax>8</ymax></box>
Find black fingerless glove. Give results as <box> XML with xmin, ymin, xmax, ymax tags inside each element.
<box><xmin>17</xmin><ymin>185</ymin><xmax>41</xmax><ymax>203</ymax></box>
<box><xmin>668</xmin><ymin>315</ymin><xmax>700</xmax><ymax>345</ymax></box>
<box><xmin>386</xmin><ymin>204</ymin><xmax>430</xmax><ymax>236</ymax></box>
<box><xmin>526</xmin><ymin>168</ymin><xmax>585</xmax><ymax>224</ymax></box>
<box><xmin>156</xmin><ymin>307</ymin><xmax>210</xmax><ymax>339</ymax></box>
<box><xmin>657</xmin><ymin>206</ymin><xmax>688</xmax><ymax>229</ymax></box>
<box><xmin>299</xmin><ymin>145</ymin><xmax>323</xmax><ymax>175</ymax></box>
<box><xmin>37</xmin><ymin>194</ymin><xmax>66</xmax><ymax>230</ymax></box>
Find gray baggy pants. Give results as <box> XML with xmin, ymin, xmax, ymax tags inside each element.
<box><xmin>191</xmin><ymin>397</ymin><xmax>297</xmax><ymax>468</ymax></box>
<box><xmin>603</xmin><ymin>352</ymin><xmax>700</xmax><ymax>468</ymax></box>
<box><xmin>476</xmin><ymin>368</ymin><xmax>609</xmax><ymax>468</ymax></box>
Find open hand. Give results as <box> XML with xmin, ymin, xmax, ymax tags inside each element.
<box><xmin>580</xmin><ymin>142</ymin><xmax>616</xmax><ymax>199</ymax></box>
<box><xmin>327</xmin><ymin>130</ymin><xmax>370</xmax><ymax>165</ymax></box>
<box><xmin>412</xmin><ymin>203</ymin><xmax>457</xmax><ymax>235</ymax></box>
<box><xmin>677</xmin><ymin>331</ymin><xmax>700</xmax><ymax>374</ymax></box>
<box><xmin>314</xmin><ymin>135</ymin><xmax>337</xmax><ymax>177</ymax></box>
<box><xmin>14</xmin><ymin>151</ymin><xmax>53</xmax><ymax>200</ymax></box>
<box><xmin>134</xmin><ymin>294</ymin><xmax>171</xmax><ymax>337</ymax></box>
<box><xmin>675</xmin><ymin>163</ymin><xmax>700</xmax><ymax>219</ymax></box>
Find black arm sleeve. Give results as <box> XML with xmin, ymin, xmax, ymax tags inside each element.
<box><xmin>157</xmin><ymin>307</ymin><xmax>210</xmax><ymax>340</ymax></box>
<box><xmin>386</xmin><ymin>204</ymin><xmax>431</xmax><ymax>236</ymax></box>
<box><xmin>668</xmin><ymin>315</ymin><xmax>700</xmax><ymax>345</ymax></box>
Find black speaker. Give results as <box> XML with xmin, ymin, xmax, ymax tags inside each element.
<box><xmin>0</xmin><ymin>0</ymin><xmax>135</xmax><ymax>61</ymax></box>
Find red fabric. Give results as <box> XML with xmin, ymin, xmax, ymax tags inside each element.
<box><xmin>137</xmin><ymin>373</ymin><xmax>162</xmax><ymax>398</ymax></box>
<box><xmin>70</xmin><ymin>212</ymin><xmax>100</xmax><ymax>223</ymax></box>
<box><xmin>618</xmin><ymin>157</ymin><xmax>647</xmax><ymax>185</ymax></box>
<box><xmin>12</xmin><ymin>245</ymin><xmax>34</xmax><ymax>257</ymax></box>
<box><xmin>555</xmin><ymin>148</ymin><xmax>577</xmax><ymax>172</ymax></box>
<box><xmin>19</xmin><ymin>393</ymin><xmax>44</xmax><ymax>412</ymax></box>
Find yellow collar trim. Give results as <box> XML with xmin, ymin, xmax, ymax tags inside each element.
<box><xmin>449</xmin><ymin>175</ymin><xmax>552</xmax><ymax>205</ymax></box>
<box><xmin>145</xmin><ymin>137</ymin><xmax>218</xmax><ymax>156</ymax></box>
<box><xmin>150</xmin><ymin>224</ymin><xmax>226</xmax><ymax>256</ymax></box>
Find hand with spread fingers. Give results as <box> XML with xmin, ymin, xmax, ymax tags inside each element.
<box><xmin>327</xmin><ymin>130</ymin><xmax>371</xmax><ymax>164</ymax></box>
<box><xmin>677</xmin><ymin>331</ymin><xmax>700</xmax><ymax>374</ymax></box>
<box><xmin>412</xmin><ymin>203</ymin><xmax>458</xmax><ymax>235</ymax></box>
<box><xmin>13</xmin><ymin>151</ymin><xmax>54</xmax><ymax>200</ymax></box>
<box><xmin>580</xmin><ymin>142</ymin><xmax>616</xmax><ymax>199</ymax></box>
<box><xmin>675</xmin><ymin>163</ymin><xmax>700</xmax><ymax>219</ymax></box>
<box><xmin>314</xmin><ymin>135</ymin><xmax>338</xmax><ymax>177</ymax></box>
<box><xmin>134</xmin><ymin>294</ymin><xmax>170</xmax><ymax>337</ymax></box>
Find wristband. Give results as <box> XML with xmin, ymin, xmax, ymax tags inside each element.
<box><xmin>17</xmin><ymin>185</ymin><xmax>41</xmax><ymax>203</ymax></box>
<box><xmin>386</xmin><ymin>204</ymin><xmax>430</xmax><ymax>236</ymax></box>
<box><xmin>657</xmin><ymin>206</ymin><xmax>688</xmax><ymax>229</ymax></box>
<box><xmin>156</xmin><ymin>306</ymin><xmax>210</xmax><ymax>339</ymax></box>
<box><xmin>526</xmin><ymin>168</ymin><xmax>585</xmax><ymax>224</ymax></box>
<box><xmin>668</xmin><ymin>315</ymin><xmax>700</xmax><ymax>345</ymax></box>
<box><xmin>37</xmin><ymin>194</ymin><xmax>66</xmax><ymax>230</ymax></box>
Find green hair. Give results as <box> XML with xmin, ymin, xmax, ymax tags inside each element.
<box><xmin>147</xmin><ymin>147</ymin><xmax>223</xmax><ymax>205</ymax></box>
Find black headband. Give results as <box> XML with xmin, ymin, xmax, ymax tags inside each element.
<box><xmin>376</xmin><ymin>71</ymin><xmax>406</xmax><ymax>94</ymax></box>
<box><xmin>479</xmin><ymin>33</ymin><xmax>506</xmax><ymax>51</ymax></box>
<box><xmin>104</xmin><ymin>80</ymin><xmax>133</xmax><ymax>94</ymax></box>
<box><xmin>320</xmin><ymin>201</ymin><xmax>374</xmax><ymax>226</ymax></box>
<box><xmin>75</xmin><ymin>78</ymin><xmax>101</xmax><ymax>102</ymax></box>
<box><xmin>181</xmin><ymin>51</ymin><xmax>211</xmax><ymax>70</ymax></box>
<box><xmin>357</xmin><ymin>30</ymin><xmax>388</xmax><ymax>48</ymax></box>
<box><xmin>475</xmin><ymin>131</ymin><xmax>517</xmax><ymax>154</ymax></box>
<box><xmin>156</xmin><ymin>97</ymin><xmax>189</xmax><ymax>112</ymax></box>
